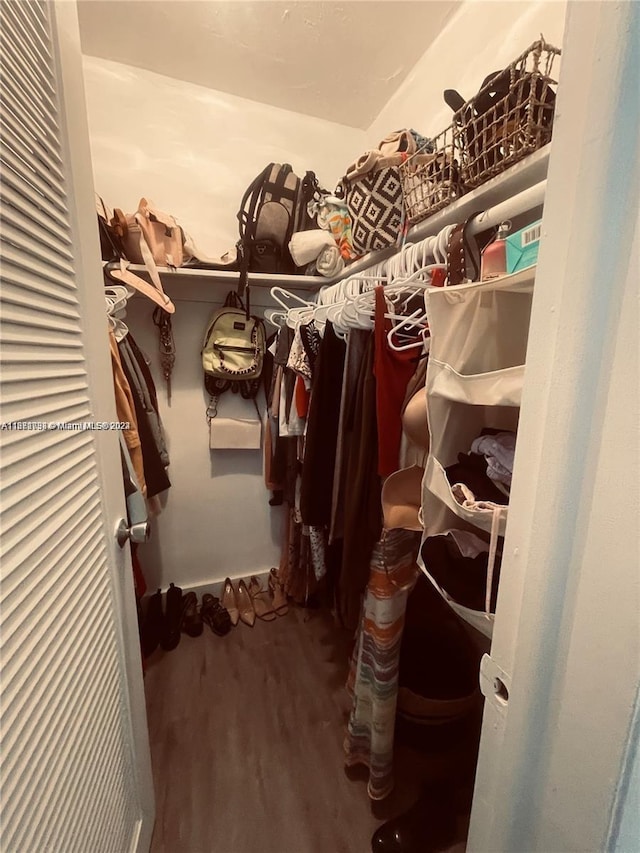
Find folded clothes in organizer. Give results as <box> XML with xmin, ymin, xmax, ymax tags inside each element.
<box><xmin>471</xmin><ymin>431</ymin><xmax>516</xmax><ymax>488</ymax></box>
<box><xmin>288</xmin><ymin>229</ymin><xmax>335</xmax><ymax>266</ymax></box>
<box><xmin>421</xmin><ymin>530</ymin><xmax>504</xmax><ymax>613</ymax></box>
<box><xmin>445</xmin><ymin>452</ymin><xmax>507</xmax><ymax>505</ymax></box>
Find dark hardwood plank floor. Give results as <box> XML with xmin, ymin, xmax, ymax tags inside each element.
<box><xmin>144</xmin><ymin>606</ymin><xmax>469</xmax><ymax>853</ymax></box>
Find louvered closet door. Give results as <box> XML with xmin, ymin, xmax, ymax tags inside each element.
<box><xmin>0</xmin><ymin>2</ymin><xmax>153</xmax><ymax>851</ymax></box>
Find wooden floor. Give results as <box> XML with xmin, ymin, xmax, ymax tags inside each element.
<box><xmin>144</xmin><ymin>606</ymin><xmax>471</xmax><ymax>853</ymax></box>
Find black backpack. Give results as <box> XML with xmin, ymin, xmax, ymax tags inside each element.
<box><xmin>236</xmin><ymin>164</ymin><xmax>321</xmax><ymax>301</ymax></box>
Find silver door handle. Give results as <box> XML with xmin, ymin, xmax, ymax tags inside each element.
<box><xmin>116</xmin><ymin>518</ymin><xmax>150</xmax><ymax>548</ymax></box>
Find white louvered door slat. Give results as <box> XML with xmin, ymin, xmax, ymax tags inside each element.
<box><xmin>0</xmin><ymin>2</ymin><xmax>153</xmax><ymax>851</ymax></box>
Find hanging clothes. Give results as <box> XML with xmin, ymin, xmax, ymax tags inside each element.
<box><xmin>374</xmin><ymin>286</ymin><xmax>423</xmax><ymax>478</ymax></box>
<box><xmin>119</xmin><ymin>337</ymin><xmax>169</xmax><ymax>467</ymax></box>
<box><xmin>300</xmin><ymin>322</ymin><xmax>347</xmax><ymax>527</ymax></box>
<box><xmin>339</xmin><ymin>332</ymin><xmax>382</xmax><ymax>629</ymax></box>
<box><xmin>109</xmin><ymin>329</ymin><xmax>146</xmax><ymax>496</ymax></box>
<box><xmin>330</xmin><ymin>328</ymin><xmax>370</xmax><ymax>543</ymax></box>
<box><xmin>344</xmin><ymin>528</ymin><xmax>421</xmax><ymax>800</ymax></box>
<box><xmin>118</xmin><ymin>333</ymin><xmax>171</xmax><ymax>500</ymax></box>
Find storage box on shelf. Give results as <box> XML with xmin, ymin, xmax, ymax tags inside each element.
<box><xmin>455</xmin><ymin>39</ymin><xmax>561</xmax><ymax>190</ymax></box>
<box><xmin>400</xmin><ymin>123</ymin><xmax>464</xmax><ymax>225</ymax></box>
<box><xmin>419</xmin><ymin>267</ymin><xmax>536</xmax><ymax>638</ymax></box>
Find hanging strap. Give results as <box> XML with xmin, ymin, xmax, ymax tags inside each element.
<box><xmin>446</xmin><ymin>211</ymin><xmax>494</xmax><ymax>285</ymax></box>
<box><xmin>152</xmin><ymin>306</ymin><xmax>176</xmax><ymax>403</ymax></box>
<box><xmin>206</xmin><ymin>388</ymin><xmax>262</xmax><ymax>424</ymax></box>
<box><xmin>485</xmin><ymin>505</ymin><xmax>502</xmax><ymax>617</ymax></box>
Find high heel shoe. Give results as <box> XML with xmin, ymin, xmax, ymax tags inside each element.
<box><xmin>268</xmin><ymin>568</ymin><xmax>289</xmax><ymax>616</ymax></box>
<box><xmin>236</xmin><ymin>579</ymin><xmax>256</xmax><ymax>627</ymax></box>
<box><xmin>248</xmin><ymin>576</ymin><xmax>277</xmax><ymax>622</ymax></box>
<box><xmin>221</xmin><ymin>577</ymin><xmax>240</xmax><ymax>627</ymax></box>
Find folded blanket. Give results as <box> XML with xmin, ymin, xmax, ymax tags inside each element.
<box><xmin>310</xmin><ymin>198</ymin><xmax>356</xmax><ymax>261</ymax></box>
<box><xmin>289</xmin><ymin>230</ymin><xmax>334</xmax><ymax>267</ymax></box>
<box><xmin>316</xmin><ymin>244</ymin><xmax>344</xmax><ymax>278</ymax></box>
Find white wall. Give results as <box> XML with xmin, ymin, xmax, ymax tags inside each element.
<box><xmin>366</xmin><ymin>1</ymin><xmax>567</xmax><ymax>144</ymax></box>
<box><xmin>82</xmin><ymin>56</ymin><xmax>365</xmax><ymax>257</ymax></box>
<box><xmin>82</xmin><ymin>57</ymin><xmax>364</xmax><ymax>590</ymax></box>
<box><xmin>124</xmin><ymin>285</ymin><xmax>285</xmax><ymax>593</ymax></box>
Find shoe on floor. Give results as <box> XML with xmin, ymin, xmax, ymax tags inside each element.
<box><xmin>161</xmin><ymin>582</ymin><xmax>183</xmax><ymax>651</ymax></box>
<box><xmin>141</xmin><ymin>588</ymin><xmax>163</xmax><ymax>657</ymax></box>
<box><xmin>370</xmin><ymin>788</ymin><xmax>457</xmax><ymax>853</ymax></box>
<box><xmin>248</xmin><ymin>576</ymin><xmax>277</xmax><ymax>621</ymax></box>
<box><xmin>268</xmin><ymin>568</ymin><xmax>289</xmax><ymax>616</ymax></box>
<box><xmin>201</xmin><ymin>594</ymin><xmax>232</xmax><ymax>636</ymax></box>
<box><xmin>221</xmin><ymin>578</ymin><xmax>240</xmax><ymax>627</ymax></box>
<box><xmin>181</xmin><ymin>591</ymin><xmax>203</xmax><ymax>637</ymax></box>
<box><xmin>236</xmin><ymin>579</ymin><xmax>256</xmax><ymax>627</ymax></box>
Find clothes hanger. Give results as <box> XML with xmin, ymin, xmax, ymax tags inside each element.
<box><xmin>386</xmin><ymin>308</ymin><xmax>429</xmax><ymax>352</ymax></box>
<box><xmin>105</xmin><ymin>259</ymin><xmax>176</xmax><ymax>314</ymax></box>
<box><xmin>104</xmin><ymin>285</ymin><xmax>133</xmax><ymax>315</ymax></box>
<box><xmin>269</xmin><ymin>286</ymin><xmax>315</xmax><ymax>312</ymax></box>
<box><xmin>108</xmin><ymin>313</ymin><xmax>129</xmax><ymax>342</ymax></box>
<box><xmin>286</xmin><ymin>305</ymin><xmax>315</xmax><ymax>327</ymax></box>
<box><xmin>264</xmin><ymin>308</ymin><xmax>286</xmax><ymax>328</ymax></box>
<box><xmin>350</xmin><ymin>264</ymin><xmax>443</xmax><ymax>322</ymax></box>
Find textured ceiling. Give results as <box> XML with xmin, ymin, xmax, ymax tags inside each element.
<box><xmin>77</xmin><ymin>1</ymin><xmax>458</xmax><ymax>129</ymax></box>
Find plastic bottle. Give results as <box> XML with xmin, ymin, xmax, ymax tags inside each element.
<box><xmin>481</xmin><ymin>221</ymin><xmax>511</xmax><ymax>281</ymax></box>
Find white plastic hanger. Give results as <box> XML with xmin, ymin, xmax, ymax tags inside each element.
<box><xmin>264</xmin><ymin>308</ymin><xmax>286</xmax><ymax>328</ymax></box>
<box><xmin>270</xmin><ymin>286</ymin><xmax>315</xmax><ymax>312</ymax></box>
<box><xmin>386</xmin><ymin>307</ymin><xmax>429</xmax><ymax>352</ymax></box>
<box><xmin>104</xmin><ymin>285</ymin><xmax>133</xmax><ymax>315</ymax></box>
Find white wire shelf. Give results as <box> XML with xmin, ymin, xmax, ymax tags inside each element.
<box><xmin>120</xmin><ymin>144</ymin><xmax>550</xmax><ymax>294</ymax></box>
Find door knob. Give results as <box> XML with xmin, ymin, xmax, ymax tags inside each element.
<box><xmin>116</xmin><ymin>518</ymin><xmax>150</xmax><ymax>548</ymax></box>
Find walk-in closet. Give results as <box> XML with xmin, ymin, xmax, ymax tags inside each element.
<box><xmin>1</xmin><ymin>2</ymin><xmax>638</xmax><ymax>852</ymax></box>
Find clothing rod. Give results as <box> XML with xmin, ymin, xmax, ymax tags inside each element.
<box><xmin>322</xmin><ymin>179</ymin><xmax>547</xmax><ymax>299</ymax></box>
<box><xmin>464</xmin><ymin>180</ymin><xmax>546</xmax><ymax>236</ymax></box>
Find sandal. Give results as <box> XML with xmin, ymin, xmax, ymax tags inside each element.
<box><xmin>268</xmin><ymin>568</ymin><xmax>289</xmax><ymax>616</ymax></box>
<box><xmin>201</xmin><ymin>594</ymin><xmax>232</xmax><ymax>636</ymax></box>
<box><xmin>248</xmin><ymin>576</ymin><xmax>277</xmax><ymax>622</ymax></box>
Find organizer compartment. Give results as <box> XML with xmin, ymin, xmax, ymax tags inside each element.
<box><xmin>426</xmin><ymin>271</ymin><xmax>534</xmax><ymax>374</ymax></box>
<box><xmin>428</xmin><ymin>359</ymin><xmax>525</xmax><ymax>407</ymax></box>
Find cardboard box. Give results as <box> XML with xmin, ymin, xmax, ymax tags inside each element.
<box><xmin>506</xmin><ymin>220</ymin><xmax>542</xmax><ymax>274</ymax></box>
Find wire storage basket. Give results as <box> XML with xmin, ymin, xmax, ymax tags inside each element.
<box><xmin>399</xmin><ymin>123</ymin><xmax>465</xmax><ymax>225</ymax></box>
<box><xmin>455</xmin><ymin>39</ymin><xmax>561</xmax><ymax>190</ymax></box>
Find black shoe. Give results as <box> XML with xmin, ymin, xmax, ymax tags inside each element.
<box><xmin>161</xmin><ymin>583</ymin><xmax>183</xmax><ymax>651</ymax></box>
<box><xmin>201</xmin><ymin>594</ymin><xmax>232</xmax><ymax>636</ymax></box>
<box><xmin>371</xmin><ymin>788</ymin><xmax>457</xmax><ymax>853</ymax></box>
<box><xmin>181</xmin><ymin>591</ymin><xmax>203</xmax><ymax>637</ymax></box>
<box><xmin>141</xmin><ymin>589</ymin><xmax>163</xmax><ymax>657</ymax></box>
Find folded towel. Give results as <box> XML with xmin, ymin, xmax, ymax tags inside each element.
<box><xmin>289</xmin><ymin>230</ymin><xmax>335</xmax><ymax>267</ymax></box>
<box><xmin>316</xmin><ymin>244</ymin><xmax>344</xmax><ymax>278</ymax></box>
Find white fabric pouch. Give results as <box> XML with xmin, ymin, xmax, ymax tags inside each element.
<box><xmin>209</xmin><ymin>417</ymin><xmax>262</xmax><ymax>450</ymax></box>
